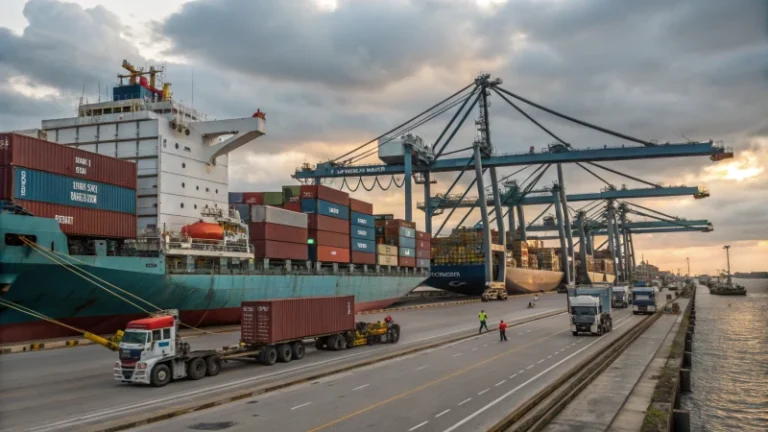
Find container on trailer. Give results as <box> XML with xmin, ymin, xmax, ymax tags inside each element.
<box><xmin>416</xmin><ymin>239</ymin><xmax>430</xmax><ymax>251</ymax></box>
<box><xmin>417</xmin><ymin>258</ymin><xmax>430</xmax><ymax>268</ymax></box>
<box><xmin>350</xmin><ymin>225</ymin><xmax>375</xmax><ymax>241</ymax></box>
<box><xmin>8</xmin><ymin>167</ymin><xmax>136</xmax><ymax>214</ymax></box>
<box><xmin>240</xmin><ymin>296</ymin><xmax>355</xmax><ymax>345</ymax></box>
<box><xmin>399</xmin><ymin>247</ymin><xmax>416</xmax><ymax>258</ymax></box>
<box><xmin>374</xmin><ymin>214</ymin><xmax>394</xmax><ymax>221</ymax></box>
<box><xmin>350</xmin><ymin>211</ymin><xmax>374</xmax><ymax>227</ymax></box>
<box><xmin>263</xmin><ymin>192</ymin><xmax>284</xmax><ymax>206</ymax></box>
<box><xmin>416</xmin><ymin>231</ymin><xmax>430</xmax><ymax>241</ymax></box>
<box><xmin>10</xmin><ymin>199</ymin><xmax>137</xmax><ymax>238</ymax></box>
<box><xmin>376</xmin><ymin>244</ymin><xmax>398</xmax><ymax>256</ymax></box>
<box><xmin>377</xmin><ymin>255</ymin><xmax>398</xmax><ymax>266</ymax></box>
<box><xmin>351</xmin><ymin>251</ymin><xmax>376</xmax><ymax>265</ymax></box>
<box><xmin>399</xmin><ymin>257</ymin><xmax>416</xmax><ymax>267</ymax></box>
<box><xmin>349</xmin><ymin>198</ymin><xmax>373</xmax><ymax>215</ymax></box>
<box><xmin>301</xmin><ymin>199</ymin><xmax>349</xmax><ymax>220</ymax></box>
<box><xmin>384</xmin><ymin>226</ymin><xmax>416</xmax><ymax>239</ymax></box>
<box><xmin>253</xmin><ymin>240</ymin><xmax>308</xmax><ymax>260</ymax></box>
<box><xmin>233</xmin><ymin>204</ymin><xmax>250</xmax><ymax>223</ymax></box>
<box><xmin>228</xmin><ymin>192</ymin><xmax>244</xmax><ymax>204</ymax></box>
<box><xmin>283</xmin><ymin>202</ymin><xmax>301</xmax><ymax>213</ymax></box>
<box><xmin>282</xmin><ymin>185</ymin><xmax>301</xmax><ymax>202</ymax></box>
<box><xmin>309</xmin><ymin>245</ymin><xmax>350</xmax><ymax>263</ymax></box>
<box><xmin>308</xmin><ymin>214</ymin><xmax>350</xmax><ymax>235</ymax></box>
<box><xmin>299</xmin><ymin>185</ymin><xmax>349</xmax><ymax>206</ymax></box>
<box><xmin>251</xmin><ymin>205</ymin><xmax>308</xmax><ymax>228</ymax></box>
<box><xmin>250</xmin><ymin>223</ymin><xmax>308</xmax><ymax>244</ymax></box>
<box><xmin>309</xmin><ymin>230</ymin><xmax>350</xmax><ymax>249</ymax></box>
<box><xmin>416</xmin><ymin>249</ymin><xmax>430</xmax><ymax>259</ymax></box>
<box><xmin>0</xmin><ymin>133</ymin><xmax>136</xmax><ymax>189</ymax></box>
<box><xmin>243</xmin><ymin>192</ymin><xmax>264</xmax><ymax>205</ymax></box>
<box><xmin>350</xmin><ymin>238</ymin><xmax>375</xmax><ymax>253</ymax></box>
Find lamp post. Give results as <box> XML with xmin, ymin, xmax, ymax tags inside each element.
<box><xmin>723</xmin><ymin>245</ymin><xmax>731</xmax><ymax>285</ymax></box>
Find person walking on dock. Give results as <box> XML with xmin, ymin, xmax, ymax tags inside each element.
<box><xmin>479</xmin><ymin>310</ymin><xmax>489</xmax><ymax>333</ymax></box>
<box><xmin>499</xmin><ymin>320</ymin><xmax>508</xmax><ymax>341</ymax></box>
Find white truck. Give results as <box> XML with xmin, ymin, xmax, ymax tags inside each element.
<box><xmin>612</xmin><ymin>285</ymin><xmax>631</xmax><ymax>308</ymax></box>
<box><xmin>568</xmin><ymin>286</ymin><xmax>613</xmax><ymax>336</ymax></box>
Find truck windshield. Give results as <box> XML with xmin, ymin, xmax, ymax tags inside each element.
<box><xmin>122</xmin><ymin>330</ymin><xmax>148</xmax><ymax>344</ymax></box>
<box><xmin>613</xmin><ymin>292</ymin><xmax>624</xmax><ymax>299</ymax></box>
<box><xmin>571</xmin><ymin>306</ymin><xmax>597</xmax><ymax>316</ymax></box>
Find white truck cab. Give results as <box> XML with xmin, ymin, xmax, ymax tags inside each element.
<box><xmin>570</xmin><ymin>295</ymin><xmax>611</xmax><ymax>336</ymax></box>
<box><xmin>114</xmin><ymin>313</ymin><xmax>179</xmax><ymax>385</ymax></box>
<box><xmin>612</xmin><ymin>285</ymin><xmax>630</xmax><ymax>308</ymax></box>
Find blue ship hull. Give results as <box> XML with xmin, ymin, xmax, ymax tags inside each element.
<box><xmin>0</xmin><ymin>213</ymin><xmax>426</xmax><ymax>343</ymax></box>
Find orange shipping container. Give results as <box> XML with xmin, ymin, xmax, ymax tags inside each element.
<box><xmin>310</xmin><ymin>245</ymin><xmax>350</xmax><ymax>263</ymax></box>
<box><xmin>348</xmin><ymin>198</ymin><xmax>373</xmax><ymax>215</ymax></box>
<box><xmin>399</xmin><ymin>257</ymin><xmax>416</xmax><ymax>267</ymax></box>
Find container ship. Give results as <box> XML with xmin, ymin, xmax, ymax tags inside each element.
<box><xmin>424</xmin><ymin>228</ymin><xmax>615</xmax><ymax>295</ymax></box>
<box><xmin>0</xmin><ymin>61</ymin><xmax>426</xmax><ymax>344</ymax></box>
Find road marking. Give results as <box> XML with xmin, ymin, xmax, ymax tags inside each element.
<box><xmin>495</xmin><ymin>380</ymin><xmax>506</xmax><ymax>387</ymax></box>
<box><xmin>436</xmin><ymin>409</ymin><xmax>451</xmax><ymax>418</ymax></box>
<box><xmin>472</xmin><ymin>347</ymin><xmax>478</xmax><ymax>352</ymax></box>
<box><xmin>417</xmin><ymin>365</ymin><xmax>429</xmax><ymax>371</ymax></box>
<box><xmin>537</xmin><ymin>359</ymin><xmax>544</xmax><ymax>364</ymax></box>
<box><xmin>478</xmin><ymin>389</ymin><xmax>490</xmax><ymax>395</ymax></box>
<box><xmin>453</xmin><ymin>353</ymin><xmax>463</xmax><ymax>357</ymax></box>
<box><xmin>526</xmin><ymin>365</ymin><xmax>534</xmax><ymax>369</ymax></box>
<box><xmin>526</xmin><ymin>329</ymin><xmax>531</xmax><ymax>333</ymax></box>
<box><xmin>577</xmin><ymin>339</ymin><xmax>584</xmax><ymax>344</ymax></box>
<box><xmin>353</xmin><ymin>384</ymin><xmax>370</xmax><ymax>391</ymax></box>
<box><xmin>291</xmin><ymin>402</ymin><xmax>312</xmax><ymax>410</ymax></box>
<box><xmin>519</xmin><ymin>370</ymin><xmax>525</xmax><ymax>374</ymax></box>
<box><xmin>517</xmin><ymin>333</ymin><xmax>523</xmax><ymax>335</ymax></box>
<box><xmin>458</xmin><ymin>398</ymin><xmax>472</xmax><ymax>406</ymax></box>
<box><xmin>483</xmin><ymin>344</ymin><xmax>488</xmax><ymax>348</ymax></box>
<box><xmin>547</xmin><ymin>355</ymin><xmax>552</xmax><ymax>359</ymax></box>
<box><xmin>409</xmin><ymin>421</ymin><xmax>429</xmax><ymax>431</ymax></box>
<box><xmin>509</xmin><ymin>373</ymin><xmax>517</xmax><ymax>379</ymax></box>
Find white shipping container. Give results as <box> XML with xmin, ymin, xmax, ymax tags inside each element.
<box><xmin>376</xmin><ymin>244</ymin><xmax>398</xmax><ymax>257</ymax></box>
<box><xmin>377</xmin><ymin>255</ymin><xmax>398</xmax><ymax>266</ymax></box>
<box><xmin>251</xmin><ymin>205</ymin><xmax>308</xmax><ymax>228</ymax></box>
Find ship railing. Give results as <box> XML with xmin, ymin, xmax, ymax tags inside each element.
<box><xmin>166</xmin><ymin>261</ymin><xmax>431</xmax><ymax>277</ymax></box>
<box><xmin>163</xmin><ymin>237</ymin><xmax>253</xmax><ymax>254</ymax></box>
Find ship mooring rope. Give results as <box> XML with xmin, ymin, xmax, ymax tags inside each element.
<box><xmin>0</xmin><ymin>298</ymin><xmax>89</xmax><ymax>334</ymax></box>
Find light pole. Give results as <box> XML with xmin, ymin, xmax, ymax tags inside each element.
<box><xmin>723</xmin><ymin>245</ymin><xmax>731</xmax><ymax>284</ymax></box>
<box><xmin>686</xmin><ymin>257</ymin><xmax>690</xmax><ymax>277</ymax></box>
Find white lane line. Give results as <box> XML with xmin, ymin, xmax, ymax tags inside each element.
<box><xmin>526</xmin><ymin>365</ymin><xmax>534</xmax><ymax>369</ymax></box>
<box><xmin>478</xmin><ymin>389</ymin><xmax>490</xmax><ymax>395</ymax></box>
<box><xmin>453</xmin><ymin>353</ymin><xmax>463</xmax><ymax>357</ymax></box>
<box><xmin>518</xmin><ymin>370</ymin><xmax>525</xmax><ymax>374</ymax></box>
<box><xmin>495</xmin><ymin>380</ymin><xmax>506</xmax><ymax>387</ymax></box>
<box><xmin>442</xmin><ymin>316</ymin><xmax>638</xmax><ymax>432</ymax></box>
<box><xmin>472</xmin><ymin>347</ymin><xmax>478</xmax><ymax>352</ymax></box>
<box><xmin>526</xmin><ymin>329</ymin><xmax>531</xmax><ymax>333</ymax></box>
<box><xmin>410</xmin><ymin>421</ymin><xmax>429</xmax><ymax>431</ymax></box>
<box><xmin>547</xmin><ymin>355</ymin><xmax>552</xmax><ymax>359</ymax></box>
<box><xmin>483</xmin><ymin>344</ymin><xmax>488</xmax><ymax>348</ymax></box>
<box><xmin>353</xmin><ymin>384</ymin><xmax>370</xmax><ymax>391</ymax></box>
<box><xmin>577</xmin><ymin>339</ymin><xmax>584</xmax><ymax>344</ymax></box>
<box><xmin>517</xmin><ymin>333</ymin><xmax>523</xmax><ymax>335</ymax></box>
<box><xmin>458</xmin><ymin>398</ymin><xmax>472</xmax><ymax>406</ymax></box>
<box><xmin>291</xmin><ymin>402</ymin><xmax>312</xmax><ymax>410</ymax></box>
<box><xmin>417</xmin><ymin>365</ymin><xmax>429</xmax><ymax>371</ymax></box>
<box><xmin>537</xmin><ymin>359</ymin><xmax>544</xmax><ymax>364</ymax></box>
<box><xmin>436</xmin><ymin>409</ymin><xmax>451</xmax><ymax>418</ymax></box>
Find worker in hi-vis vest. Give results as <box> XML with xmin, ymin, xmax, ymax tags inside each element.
<box><xmin>479</xmin><ymin>310</ymin><xmax>489</xmax><ymax>333</ymax></box>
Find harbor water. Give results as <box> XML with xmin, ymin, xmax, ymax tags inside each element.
<box><xmin>682</xmin><ymin>278</ymin><xmax>768</xmax><ymax>431</ymax></box>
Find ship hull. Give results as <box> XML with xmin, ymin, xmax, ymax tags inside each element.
<box><xmin>425</xmin><ymin>264</ymin><xmax>564</xmax><ymax>296</ymax></box>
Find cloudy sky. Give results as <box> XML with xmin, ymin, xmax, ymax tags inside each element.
<box><xmin>1</xmin><ymin>0</ymin><xmax>767</xmax><ymax>274</ymax></box>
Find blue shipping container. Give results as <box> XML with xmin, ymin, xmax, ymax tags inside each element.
<box><xmin>350</xmin><ymin>238</ymin><xmax>375</xmax><ymax>253</ymax></box>
<box><xmin>417</xmin><ymin>258</ymin><xmax>430</xmax><ymax>268</ymax></box>
<box><xmin>398</xmin><ymin>226</ymin><xmax>416</xmax><ymax>238</ymax></box>
<box><xmin>234</xmin><ymin>204</ymin><xmax>250</xmax><ymax>223</ymax></box>
<box><xmin>350</xmin><ymin>211</ymin><xmax>374</xmax><ymax>227</ymax></box>
<box><xmin>229</xmin><ymin>192</ymin><xmax>244</xmax><ymax>204</ymax></box>
<box><xmin>13</xmin><ymin>167</ymin><xmax>136</xmax><ymax>214</ymax></box>
<box><xmin>301</xmin><ymin>198</ymin><xmax>349</xmax><ymax>220</ymax></box>
<box><xmin>399</xmin><ymin>247</ymin><xmax>416</xmax><ymax>258</ymax></box>
<box><xmin>398</xmin><ymin>235</ymin><xmax>416</xmax><ymax>249</ymax></box>
<box><xmin>351</xmin><ymin>225</ymin><xmax>375</xmax><ymax>241</ymax></box>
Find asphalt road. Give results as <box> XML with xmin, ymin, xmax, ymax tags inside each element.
<box><xmin>131</xmin><ymin>306</ymin><xmax>648</xmax><ymax>432</ymax></box>
<box><xmin>0</xmin><ymin>293</ymin><xmax>562</xmax><ymax>432</ymax></box>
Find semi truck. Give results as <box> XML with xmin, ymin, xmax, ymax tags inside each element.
<box><xmin>113</xmin><ymin>296</ymin><xmax>401</xmax><ymax>387</ymax></box>
<box><xmin>612</xmin><ymin>285</ymin><xmax>631</xmax><ymax>308</ymax></box>
<box><xmin>568</xmin><ymin>286</ymin><xmax>613</xmax><ymax>336</ymax></box>
<box><xmin>631</xmin><ymin>287</ymin><xmax>657</xmax><ymax>315</ymax></box>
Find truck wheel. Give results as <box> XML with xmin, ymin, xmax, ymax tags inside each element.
<box><xmin>337</xmin><ymin>335</ymin><xmax>348</xmax><ymax>350</ymax></box>
<box><xmin>389</xmin><ymin>324</ymin><xmax>401</xmax><ymax>343</ymax></box>
<box><xmin>344</xmin><ymin>333</ymin><xmax>355</xmax><ymax>349</ymax></box>
<box><xmin>259</xmin><ymin>346</ymin><xmax>278</xmax><ymax>365</ymax></box>
<box><xmin>291</xmin><ymin>342</ymin><xmax>305</xmax><ymax>360</ymax></box>
<box><xmin>187</xmin><ymin>358</ymin><xmax>207</xmax><ymax>380</ymax></box>
<box><xmin>277</xmin><ymin>344</ymin><xmax>293</xmax><ymax>363</ymax></box>
<box><xmin>151</xmin><ymin>364</ymin><xmax>172</xmax><ymax>387</ymax></box>
<box><xmin>572</xmin><ymin>331</ymin><xmax>578</xmax><ymax>336</ymax></box>
<box><xmin>206</xmin><ymin>356</ymin><xmax>221</xmax><ymax>376</ymax></box>
<box><xmin>327</xmin><ymin>334</ymin><xmax>344</xmax><ymax>351</ymax></box>
<box><xmin>315</xmin><ymin>338</ymin><xmax>326</xmax><ymax>350</ymax></box>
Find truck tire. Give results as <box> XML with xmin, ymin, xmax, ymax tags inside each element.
<box><xmin>389</xmin><ymin>324</ymin><xmax>401</xmax><ymax>343</ymax></box>
<box><xmin>315</xmin><ymin>337</ymin><xmax>326</xmax><ymax>350</ymax></box>
<box><xmin>344</xmin><ymin>333</ymin><xmax>355</xmax><ymax>349</ymax></box>
<box><xmin>259</xmin><ymin>346</ymin><xmax>278</xmax><ymax>365</ymax></box>
<box><xmin>291</xmin><ymin>342</ymin><xmax>305</xmax><ymax>360</ymax></box>
<box><xmin>187</xmin><ymin>357</ymin><xmax>207</xmax><ymax>380</ymax></box>
<box><xmin>327</xmin><ymin>334</ymin><xmax>344</xmax><ymax>351</ymax></box>
<box><xmin>572</xmin><ymin>331</ymin><xmax>578</xmax><ymax>336</ymax></box>
<box><xmin>277</xmin><ymin>344</ymin><xmax>293</xmax><ymax>363</ymax></box>
<box><xmin>337</xmin><ymin>335</ymin><xmax>348</xmax><ymax>350</ymax></box>
<box><xmin>151</xmin><ymin>363</ymin><xmax>172</xmax><ymax>387</ymax></box>
<box><xmin>206</xmin><ymin>356</ymin><xmax>221</xmax><ymax>377</ymax></box>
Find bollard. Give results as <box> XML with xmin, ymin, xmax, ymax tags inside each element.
<box><xmin>684</xmin><ymin>351</ymin><xmax>692</xmax><ymax>368</ymax></box>
<box><xmin>680</xmin><ymin>368</ymin><xmax>692</xmax><ymax>392</ymax></box>
<box><xmin>674</xmin><ymin>409</ymin><xmax>691</xmax><ymax>432</ymax></box>
<box><xmin>685</xmin><ymin>338</ymin><xmax>692</xmax><ymax>352</ymax></box>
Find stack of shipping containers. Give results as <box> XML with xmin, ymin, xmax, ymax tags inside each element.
<box><xmin>0</xmin><ymin>133</ymin><xmax>138</xmax><ymax>238</ymax></box>
<box><xmin>510</xmin><ymin>240</ymin><xmax>529</xmax><ymax>268</ymax></box>
<box><xmin>300</xmin><ymin>185</ymin><xmax>350</xmax><ymax>263</ymax></box>
<box><xmin>281</xmin><ymin>186</ymin><xmax>302</xmax><ymax>212</ymax></box>
<box><xmin>383</xmin><ymin>219</ymin><xmax>416</xmax><ymax>268</ymax></box>
<box><xmin>349</xmin><ymin>198</ymin><xmax>376</xmax><ymax>265</ymax></box>
<box><xmin>415</xmin><ymin>231</ymin><xmax>430</xmax><ymax>269</ymax></box>
<box><xmin>250</xmin><ymin>205</ymin><xmax>309</xmax><ymax>260</ymax></box>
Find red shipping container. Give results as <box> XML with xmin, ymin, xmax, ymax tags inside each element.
<box><xmin>348</xmin><ymin>198</ymin><xmax>373</xmax><ymax>215</ymax></box>
<box><xmin>240</xmin><ymin>296</ymin><xmax>355</xmax><ymax>345</ymax></box>
<box><xmin>399</xmin><ymin>257</ymin><xmax>416</xmax><ymax>267</ymax></box>
<box><xmin>243</xmin><ymin>192</ymin><xmax>264</xmax><ymax>205</ymax></box>
<box><xmin>385</xmin><ymin>219</ymin><xmax>416</xmax><ymax>229</ymax></box>
<box><xmin>0</xmin><ymin>133</ymin><xmax>136</xmax><ymax>189</ymax></box>
<box><xmin>416</xmin><ymin>231</ymin><xmax>430</xmax><ymax>241</ymax></box>
<box><xmin>0</xmin><ymin>166</ymin><xmax>10</xmax><ymax>200</ymax></box>
<box><xmin>11</xmin><ymin>199</ymin><xmax>137</xmax><ymax>238</ymax></box>
<box><xmin>351</xmin><ymin>251</ymin><xmax>376</xmax><ymax>265</ymax></box>
<box><xmin>299</xmin><ymin>185</ymin><xmax>349</xmax><ymax>206</ymax></box>
<box><xmin>250</xmin><ymin>223</ymin><xmax>308</xmax><ymax>244</ymax></box>
<box><xmin>416</xmin><ymin>239</ymin><xmax>431</xmax><ymax>251</ymax></box>
<box><xmin>308</xmin><ymin>214</ymin><xmax>349</xmax><ymax>235</ymax></box>
<box><xmin>416</xmin><ymin>249</ymin><xmax>430</xmax><ymax>259</ymax></box>
<box><xmin>312</xmin><ymin>245</ymin><xmax>350</xmax><ymax>263</ymax></box>
<box><xmin>283</xmin><ymin>202</ymin><xmax>301</xmax><ymax>212</ymax></box>
<box><xmin>309</xmin><ymin>229</ymin><xmax>349</xmax><ymax>248</ymax></box>
<box><xmin>253</xmin><ymin>240</ymin><xmax>308</xmax><ymax>260</ymax></box>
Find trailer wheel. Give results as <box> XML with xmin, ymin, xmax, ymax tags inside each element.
<box><xmin>187</xmin><ymin>358</ymin><xmax>207</xmax><ymax>380</ymax></box>
<box><xmin>327</xmin><ymin>334</ymin><xmax>344</xmax><ymax>351</ymax></box>
<box><xmin>150</xmin><ymin>363</ymin><xmax>172</xmax><ymax>387</ymax></box>
<box><xmin>315</xmin><ymin>338</ymin><xmax>326</xmax><ymax>350</ymax></box>
<box><xmin>572</xmin><ymin>331</ymin><xmax>578</xmax><ymax>336</ymax></box>
<box><xmin>205</xmin><ymin>356</ymin><xmax>221</xmax><ymax>377</ymax></box>
<box><xmin>337</xmin><ymin>335</ymin><xmax>348</xmax><ymax>350</ymax></box>
<box><xmin>291</xmin><ymin>342</ymin><xmax>305</xmax><ymax>360</ymax></box>
<box><xmin>277</xmin><ymin>344</ymin><xmax>293</xmax><ymax>363</ymax></box>
<box><xmin>344</xmin><ymin>333</ymin><xmax>355</xmax><ymax>349</ymax></box>
<box><xmin>389</xmin><ymin>324</ymin><xmax>401</xmax><ymax>343</ymax></box>
<box><xmin>259</xmin><ymin>346</ymin><xmax>278</xmax><ymax>365</ymax></box>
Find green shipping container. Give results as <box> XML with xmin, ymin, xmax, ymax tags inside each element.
<box><xmin>263</xmin><ymin>191</ymin><xmax>284</xmax><ymax>206</ymax></box>
<box><xmin>282</xmin><ymin>185</ymin><xmax>301</xmax><ymax>201</ymax></box>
